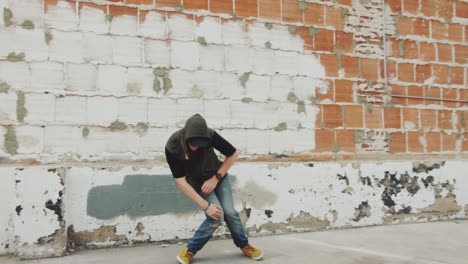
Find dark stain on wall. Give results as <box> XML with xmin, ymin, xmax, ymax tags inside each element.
<box><xmin>337</xmin><ymin>173</ymin><xmax>349</xmax><ymax>185</ymax></box>
<box><xmin>265</xmin><ymin>209</ymin><xmax>273</xmax><ymax>218</ymax></box>
<box><xmin>87</xmin><ymin>175</ymin><xmax>198</xmax><ymax>219</ymax></box>
<box><xmin>15</xmin><ymin>205</ymin><xmax>22</xmax><ymax>216</ymax></box>
<box><xmin>413</xmin><ymin>162</ymin><xmax>444</xmax><ymax>173</ymax></box>
<box><xmin>422</xmin><ymin>176</ymin><xmax>435</xmax><ymax>188</ymax></box>
<box><xmin>379</xmin><ymin>171</ymin><xmax>420</xmax><ymax>208</ymax></box>
<box><xmin>46</xmin><ymin>198</ymin><xmax>63</xmax><ymax>222</ymax></box>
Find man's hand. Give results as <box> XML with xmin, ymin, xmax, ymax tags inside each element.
<box><xmin>205</xmin><ymin>203</ymin><xmax>224</xmax><ymax>220</ymax></box>
<box><xmin>201</xmin><ymin>176</ymin><xmax>219</xmax><ymax>195</ymax></box>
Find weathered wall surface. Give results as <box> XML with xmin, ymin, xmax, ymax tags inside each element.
<box><xmin>0</xmin><ymin>0</ymin><xmax>467</xmax><ymax>259</ymax></box>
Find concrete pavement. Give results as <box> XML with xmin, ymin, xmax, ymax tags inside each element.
<box><xmin>2</xmin><ymin>220</ymin><xmax>467</xmax><ymax>264</ymax></box>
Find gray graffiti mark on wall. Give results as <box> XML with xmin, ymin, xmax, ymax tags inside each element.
<box><xmin>87</xmin><ymin>175</ymin><xmax>199</xmax><ymax>219</ymax></box>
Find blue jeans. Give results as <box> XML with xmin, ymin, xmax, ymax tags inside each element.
<box><xmin>187</xmin><ymin>176</ymin><xmax>249</xmax><ymax>253</ymax></box>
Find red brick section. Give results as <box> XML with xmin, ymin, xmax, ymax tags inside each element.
<box><xmin>403</xmin><ymin>0</ymin><xmax>419</xmax><ymax>14</ymax></box>
<box><xmin>184</xmin><ymin>0</ymin><xmax>208</xmax><ymax>10</ymax></box>
<box><xmin>388</xmin><ymin>132</ymin><xmax>406</xmax><ymax>153</ymax></box>
<box><xmin>442</xmin><ymin>133</ymin><xmax>457</xmax><ymax>152</ymax></box>
<box><xmin>398</xmin><ymin>63</ymin><xmax>415</xmax><ymax>83</ymax></box>
<box><xmin>408</xmin><ymin>132</ymin><xmax>424</xmax><ymax>152</ymax></box>
<box><xmin>336</xmin><ymin>130</ymin><xmax>355</xmax><ymax>152</ymax></box>
<box><xmin>259</xmin><ymin>0</ymin><xmax>281</xmax><ymax>20</ymax></box>
<box><xmin>364</xmin><ymin>107</ymin><xmax>383</xmax><ymax>129</ymax></box>
<box><xmin>456</xmin><ymin>0</ymin><xmax>468</xmax><ymax>18</ymax></box>
<box><xmin>437</xmin><ymin>43</ymin><xmax>453</xmax><ymax>63</ymax></box>
<box><xmin>448</xmin><ymin>24</ymin><xmax>463</xmax><ymax>42</ymax></box>
<box><xmin>420</xmin><ymin>109</ymin><xmax>437</xmax><ymax>130</ymax></box>
<box><xmin>156</xmin><ymin>0</ymin><xmax>181</xmax><ymax>8</ymax></box>
<box><xmin>125</xmin><ymin>0</ymin><xmax>153</xmax><ymax>5</ymax></box>
<box><xmin>315</xmin><ymin>79</ymin><xmax>334</xmax><ymax>102</ymax></box>
<box><xmin>396</xmin><ymin>17</ymin><xmax>414</xmax><ymax>36</ymax></box>
<box><xmin>426</xmin><ymin>132</ymin><xmax>441</xmax><ymax>153</ymax></box>
<box><xmin>282</xmin><ymin>0</ymin><xmax>303</xmax><ymax>23</ymax></box>
<box><xmin>421</xmin><ymin>0</ymin><xmax>437</xmax><ymax>16</ymax></box>
<box><xmin>315</xmin><ymin>130</ymin><xmax>335</xmax><ymax>152</ymax></box>
<box><xmin>431</xmin><ymin>20</ymin><xmax>448</xmax><ymax>40</ymax></box>
<box><xmin>314</xmin><ymin>29</ymin><xmax>334</xmax><ymax>52</ymax></box>
<box><xmin>414</xmin><ymin>18</ymin><xmax>430</xmax><ymax>38</ymax></box>
<box><xmin>335</xmin><ymin>31</ymin><xmax>354</xmax><ymax>54</ymax></box>
<box><xmin>438</xmin><ymin>110</ymin><xmax>453</xmax><ymax>130</ymax></box>
<box><xmin>415</xmin><ymin>64</ymin><xmax>431</xmax><ymax>83</ymax></box>
<box><xmin>437</xmin><ymin>0</ymin><xmax>453</xmax><ymax>18</ymax></box>
<box><xmin>441</xmin><ymin>88</ymin><xmax>458</xmax><ymax>108</ymax></box>
<box><xmin>45</xmin><ymin>0</ymin><xmax>75</xmax><ymax>12</ymax></box>
<box><xmin>433</xmin><ymin>64</ymin><xmax>449</xmax><ymax>85</ymax></box>
<box><xmin>320</xmin><ymin>54</ymin><xmax>339</xmax><ymax>78</ymax></box>
<box><xmin>391</xmin><ymin>85</ymin><xmax>407</xmax><ymax>106</ymax></box>
<box><xmin>343</xmin><ymin>105</ymin><xmax>364</xmax><ymax>129</ymax></box>
<box><xmin>322</xmin><ymin>104</ymin><xmax>343</xmax><ymax>129</ymax></box>
<box><xmin>454</xmin><ymin>45</ymin><xmax>468</xmax><ymax>64</ymax></box>
<box><xmin>360</xmin><ymin>58</ymin><xmax>379</xmax><ymax>80</ymax></box>
<box><xmin>407</xmin><ymin>86</ymin><xmax>424</xmax><ymax>105</ymax></box>
<box><xmin>402</xmin><ymin>108</ymin><xmax>419</xmax><ymax>130</ymax></box>
<box><xmin>210</xmin><ymin>0</ymin><xmax>233</xmax><ymax>14</ymax></box>
<box><xmin>384</xmin><ymin>108</ymin><xmax>401</xmax><ymax>129</ymax></box>
<box><xmin>342</xmin><ymin>56</ymin><xmax>359</xmax><ymax>78</ymax></box>
<box><xmin>304</xmin><ymin>2</ymin><xmax>324</xmax><ymax>26</ymax></box>
<box><xmin>334</xmin><ymin>80</ymin><xmax>354</xmax><ymax>103</ymax></box>
<box><xmin>325</xmin><ymin>5</ymin><xmax>344</xmax><ymax>30</ymax></box>
<box><xmin>425</xmin><ymin>86</ymin><xmax>441</xmax><ymax>106</ymax></box>
<box><xmin>109</xmin><ymin>5</ymin><xmax>138</xmax><ymax>16</ymax></box>
<box><xmin>400</xmin><ymin>40</ymin><xmax>419</xmax><ymax>60</ymax></box>
<box><xmin>387</xmin><ymin>0</ymin><xmax>402</xmax><ymax>12</ymax></box>
<box><xmin>450</xmin><ymin>67</ymin><xmax>465</xmax><ymax>85</ymax></box>
<box><xmin>419</xmin><ymin>42</ymin><xmax>436</xmax><ymax>61</ymax></box>
<box><xmin>235</xmin><ymin>0</ymin><xmax>257</xmax><ymax>17</ymax></box>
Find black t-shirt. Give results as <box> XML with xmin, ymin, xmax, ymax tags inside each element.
<box><xmin>165</xmin><ymin>131</ymin><xmax>236</xmax><ymax>178</ymax></box>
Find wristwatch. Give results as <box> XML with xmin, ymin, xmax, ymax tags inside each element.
<box><xmin>215</xmin><ymin>172</ymin><xmax>223</xmax><ymax>180</ymax></box>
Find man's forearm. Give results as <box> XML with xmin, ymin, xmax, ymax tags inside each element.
<box><xmin>217</xmin><ymin>150</ymin><xmax>238</xmax><ymax>177</ymax></box>
<box><xmin>175</xmin><ymin>177</ymin><xmax>209</xmax><ymax>209</ymax></box>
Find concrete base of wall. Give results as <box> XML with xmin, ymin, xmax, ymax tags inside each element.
<box><xmin>1</xmin><ymin>160</ymin><xmax>467</xmax><ymax>258</ymax></box>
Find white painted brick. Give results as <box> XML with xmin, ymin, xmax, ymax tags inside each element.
<box><xmin>110</xmin><ymin>15</ymin><xmax>138</xmax><ymax>36</ymax></box>
<box><xmin>118</xmin><ymin>96</ymin><xmax>147</xmax><ymax>124</ymax></box>
<box><xmin>196</xmin><ymin>17</ymin><xmax>222</xmax><ymax>44</ymax></box>
<box><xmin>113</xmin><ymin>36</ymin><xmax>142</xmax><ymax>66</ymax></box>
<box><xmin>78</xmin><ymin>4</ymin><xmax>109</xmax><ymax>34</ymax></box>
<box><xmin>139</xmin><ymin>11</ymin><xmax>167</xmax><ymax>39</ymax></box>
<box><xmin>222</xmin><ymin>20</ymin><xmax>248</xmax><ymax>46</ymax></box>
<box><xmin>45</xmin><ymin>1</ymin><xmax>78</xmax><ymax>31</ymax></box>
<box><xmin>217</xmin><ymin>128</ymin><xmax>247</xmax><ymax>153</ymax></box>
<box><xmin>171</xmin><ymin>41</ymin><xmax>199</xmax><ymax>70</ymax></box>
<box><xmin>137</xmin><ymin>127</ymin><xmax>170</xmax><ymax>153</ymax></box>
<box><xmin>248</xmin><ymin>22</ymin><xmax>303</xmax><ymax>52</ymax></box>
<box><xmin>77</xmin><ymin>127</ymin><xmax>108</xmax><ymax>154</ymax></box>
<box><xmin>12</xmin><ymin>28</ymin><xmax>48</xmax><ymax>61</ymax></box>
<box><xmin>101</xmin><ymin>130</ymin><xmax>140</xmax><ymax>153</ymax></box>
<box><xmin>226</xmin><ymin>46</ymin><xmax>252</xmax><ymax>73</ymax></box>
<box><xmin>199</xmin><ymin>44</ymin><xmax>225</xmax><ymax>71</ymax></box>
<box><xmin>252</xmin><ymin>48</ymin><xmax>275</xmax><ymax>75</ymax></box>
<box><xmin>86</xmin><ymin>96</ymin><xmax>118</xmax><ymax>124</ymax></box>
<box><xmin>55</xmin><ymin>96</ymin><xmax>87</xmax><ymax>124</ymax></box>
<box><xmin>66</xmin><ymin>63</ymin><xmax>97</xmax><ymax>91</ymax></box>
<box><xmin>218</xmin><ymin>72</ymin><xmax>244</xmax><ymax>100</ymax></box>
<box><xmin>24</xmin><ymin>93</ymin><xmax>56</xmax><ymax>124</ymax></box>
<box><xmin>276</xmin><ymin>103</ymin><xmax>301</xmax><ymax>129</ymax></box>
<box><xmin>44</xmin><ymin>125</ymin><xmax>81</xmax><ymax>154</ymax></box>
<box><xmin>30</xmin><ymin>61</ymin><xmax>65</xmax><ymax>90</ymax></box>
<box><xmin>193</xmin><ymin>70</ymin><xmax>220</xmax><ymax>98</ymax></box>
<box><xmin>0</xmin><ymin>61</ymin><xmax>30</xmax><ymax>89</ymax></box>
<box><xmin>126</xmin><ymin>67</ymin><xmax>154</xmax><ymax>96</ymax></box>
<box><xmin>0</xmin><ymin>0</ymin><xmax>6</xmax><ymax>27</ymax></box>
<box><xmin>203</xmin><ymin>100</ymin><xmax>231</xmax><ymax>128</ymax></box>
<box><xmin>245</xmin><ymin>74</ymin><xmax>270</xmax><ymax>102</ymax></box>
<box><xmin>248</xmin><ymin>22</ymin><xmax>275</xmax><ymax>49</ymax></box>
<box><xmin>167</xmin><ymin>14</ymin><xmax>194</xmax><ymax>41</ymax></box>
<box><xmin>97</xmin><ymin>65</ymin><xmax>127</xmax><ymax>94</ymax></box>
<box><xmin>0</xmin><ymin>28</ymin><xmax>13</xmax><ymax>58</ymax></box>
<box><xmin>245</xmin><ymin>129</ymin><xmax>270</xmax><ymax>154</ymax></box>
<box><xmin>293</xmin><ymin>77</ymin><xmax>327</xmax><ymax>101</ymax></box>
<box><xmin>270</xmin><ymin>75</ymin><xmax>293</xmax><ymax>101</ymax></box>
<box><xmin>273</xmin><ymin>50</ymin><xmax>298</xmax><ymax>75</ymax></box>
<box><xmin>0</xmin><ymin>167</ymin><xmax>15</xmax><ymax>254</ymax></box>
<box><xmin>255</xmin><ymin>101</ymin><xmax>281</xmax><ymax>129</ymax></box>
<box><xmin>229</xmin><ymin>100</ymin><xmax>255</xmax><ymax>128</ymax></box>
<box><xmin>167</xmin><ymin>69</ymin><xmax>193</xmax><ymax>98</ymax></box>
<box><xmin>0</xmin><ymin>92</ymin><xmax>17</xmax><ymax>124</ymax></box>
<box><xmin>270</xmin><ymin>130</ymin><xmax>314</xmax><ymax>154</ymax></box>
<box><xmin>297</xmin><ymin>105</ymin><xmax>320</xmax><ymax>129</ymax></box>
<box><xmin>83</xmin><ymin>33</ymin><xmax>113</xmax><ymax>63</ymax></box>
<box><xmin>176</xmin><ymin>98</ymin><xmax>204</xmax><ymax>125</ymax></box>
<box><xmin>16</xmin><ymin>125</ymin><xmax>44</xmax><ymax>154</ymax></box>
<box><xmin>147</xmin><ymin>98</ymin><xmax>177</xmax><ymax>126</ymax></box>
<box><xmin>296</xmin><ymin>54</ymin><xmax>325</xmax><ymax>77</ymax></box>
<box><xmin>144</xmin><ymin>39</ymin><xmax>171</xmax><ymax>66</ymax></box>
<box><xmin>0</xmin><ymin>126</ymin><xmax>6</xmax><ymax>155</ymax></box>
<box><xmin>9</xmin><ymin>0</ymin><xmax>43</xmax><ymax>26</ymax></box>
<box><xmin>49</xmin><ymin>30</ymin><xmax>86</xmax><ymax>63</ymax></box>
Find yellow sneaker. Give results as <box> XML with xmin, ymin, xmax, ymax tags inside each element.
<box><xmin>241</xmin><ymin>244</ymin><xmax>264</xmax><ymax>260</ymax></box>
<box><xmin>176</xmin><ymin>246</ymin><xmax>194</xmax><ymax>264</ymax></box>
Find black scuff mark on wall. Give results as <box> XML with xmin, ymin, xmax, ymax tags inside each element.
<box><xmin>379</xmin><ymin>171</ymin><xmax>420</xmax><ymax>209</ymax></box>
<box><xmin>360</xmin><ymin>176</ymin><xmax>372</xmax><ymax>186</ymax></box>
<box><xmin>45</xmin><ymin>198</ymin><xmax>63</xmax><ymax>222</ymax></box>
<box><xmin>337</xmin><ymin>174</ymin><xmax>349</xmax><ymax>185</ymax></box>
<box><xmin>16</xmin><ymin>205</ymin><xmax>23</xmax><ymax>216</ymax></box>
<box><xmin>413</xmin><ymin>162</ymin><xmax>444</xmax><ymax>173</ymax></box>
<box><xmin>422</xmin><ymin>176</ymin><xmax>435</xmax><ymax>188</ymax></box>
<box><xmin>265</xmin><ymin>210</ymin><xmax>273</xmax><ymax>218</ymax></box>
<box><xmin>353</xmin><ymin>201</ymin><xmax>371</xmax><ymax>221</ymax></box>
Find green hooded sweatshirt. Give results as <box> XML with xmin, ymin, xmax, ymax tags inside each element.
<box><xmin>165</xmin><ymin>114</ymin><xmax>222</xmax><ymax>191</ymax></box>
